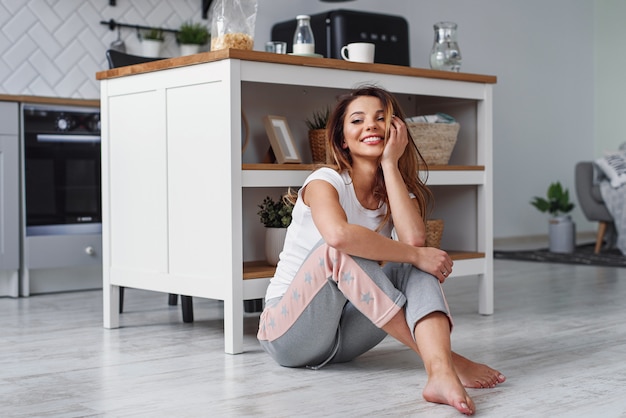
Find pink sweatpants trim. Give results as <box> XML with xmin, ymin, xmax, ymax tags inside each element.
<box><xmin>258</xmin><ymin>245</ymin><xmax>403</xmax><ymax>342</ymax></box>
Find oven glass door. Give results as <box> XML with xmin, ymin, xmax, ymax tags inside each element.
<box><xmin>24</xmin><ymin>133</ymin><xmax>102</xmax><ymax>236</ymax></box>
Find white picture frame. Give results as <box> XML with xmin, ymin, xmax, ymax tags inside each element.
<box><xmin>263</xmin><ymin>115</ymin><xmax>301</xmax><ymax>164</ymax></box>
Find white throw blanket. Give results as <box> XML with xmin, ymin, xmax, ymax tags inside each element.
<box><xmin>600</xmin><ymin>180</ymin><xmax>626</xmax><ymax>254</ymax></box>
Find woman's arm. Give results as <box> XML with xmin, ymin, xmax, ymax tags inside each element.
<box><xmin>381</xmin><ymin>115</ymin><xmax>426</xmax><ymax>246</ymax></box>
<box><xmin>303</xmin><ymin>179</ymin><xmax>453</xmax><ymax>282</ymax></box>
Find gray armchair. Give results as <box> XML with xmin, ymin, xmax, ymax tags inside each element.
<box><xmin>575</xmin><ymin>161</ymin><xmax>614</xmax><ymax>253</ymax></box>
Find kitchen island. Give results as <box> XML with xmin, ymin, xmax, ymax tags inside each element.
<box><xmin>96</xmin><ymin>49</ymin><xmax>496</xmax><ymax>354</ymax></box>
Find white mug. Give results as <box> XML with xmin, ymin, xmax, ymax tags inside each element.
<box><xmin>340</xmin><ymin>42</ymin><xmax>375</xmax><ymax>63</ymax></box>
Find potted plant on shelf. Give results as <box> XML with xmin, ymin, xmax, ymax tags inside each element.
<box><xmin>258</xmin><ymin>195</ymin><xmax>294</xmax><ymax>266</ymax></box>
<box><xmin>141</xmin><ymin>28</ymin><xmax>164</xmax><ymax>58</ymax></box>
<box><xmin>531</xmin><ymin>181</ymin><xmax>576</xmax><ymax>253</ymax></box>
<box><xmin>305</xmin><ymin>107</ymin><xmax>331</xmax><ymax>164</ymax></box>
<box><xmin>177</xmin><ymin>21</ymin><xmax>209</xmax><ymax>56</ymax></box>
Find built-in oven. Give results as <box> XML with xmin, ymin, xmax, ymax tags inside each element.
<box><xmin>22</xmin><ymin>104</ymin><xmax>101</xmax><ymax>236</ymax></box>
<box><xmin>20</xmin><ymin>103</ymin><xmax>103</xmax><ymax>296</ymax></box>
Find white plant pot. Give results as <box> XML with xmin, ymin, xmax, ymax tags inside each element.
<box><xmin>180</xmin><ymin>44</ymin><xmax>201</xmax><ymax>56</ymax></box>
<box><xmin>141</xmin><ymin>39</ymin><xmax>162</xmax><ymax>58</ymax></box>
<box><xmin>549</xmin><ymin>215</ymin><xmax>576</xmax><ymax>253</ymax></box>
<box><xmin>265</xmin><ymin>227</ymin><xmax>287</xmax><ymax>266</ymax></box>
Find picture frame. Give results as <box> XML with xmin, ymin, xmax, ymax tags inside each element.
<box><xmin>263</xmin><ymin>115</ymin><xmax>301</xmax><ymax>164</ymax></box>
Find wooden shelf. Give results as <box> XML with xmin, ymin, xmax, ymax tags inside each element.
<box><xmin>242</xmin><ymin>164</ymin><xmax>486</xmax><ymax>188</ymax></box>
<box><xmin>243</xmin><ymin>261</ymin><xmax>276</xmax><ymax>280</ymax></box>
<box><xmin>447</xmin><ymin>251</ymin><xmax>485</xmax><ymax>260</ymax></box>
<box><xmin>242</xmin><ymin>163</ymin><xmax>484</xmax><ymax>171</ymax></box>
<box><xmin>243</xmin><ymin>251</ymin><xmax>485</xmax><ymax>280</ymax></box>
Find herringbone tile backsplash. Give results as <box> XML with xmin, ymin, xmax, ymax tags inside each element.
<box><xmin>0</xmin><ymin>0</ymin><xmax>205</xmax><ymax>99</ymax></box>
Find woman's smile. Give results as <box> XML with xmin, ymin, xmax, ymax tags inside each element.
<box><xmin>361</xmin><ymin>135</ymin><xmax>384</xmax><ymax>145</ymax></box>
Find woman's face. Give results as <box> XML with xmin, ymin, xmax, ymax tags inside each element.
<box><xmin>342</xmin><ymin>96</ymin><xmax>386</xmax><ymax>160</ymax></box>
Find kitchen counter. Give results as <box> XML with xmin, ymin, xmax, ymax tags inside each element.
<box><xmin>0</xmin><ymin>94</ymin><xmax>99</xmax><ymax>107</ymax></box>
<box><xmin>96</xmin><ymin>48</ymin><xmax>496</xmax><ymax>85</ymax></box>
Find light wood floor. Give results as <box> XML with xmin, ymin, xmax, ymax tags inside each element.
<box><xmin>2</xmin><ymin>257</ymin><xmax>626</xmax><ymax>417</ymax></box>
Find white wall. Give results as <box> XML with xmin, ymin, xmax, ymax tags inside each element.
<box><xmin>595</xmin><ymin>0</ymin><xmax>626</xmax><ymax>156</ymax></box>
<box><xmin>0</xmin><ymin>0</ymin><xmax>607</xmax><ymax>240</ymax></box>
<box><xmin>256</xmin><ymin>0</ymin><xmax>596</xmax><ymax>239</ymax></box>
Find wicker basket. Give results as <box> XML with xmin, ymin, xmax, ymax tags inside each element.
<box><xmin>407</xmin><ymin>122</ymin><xmax>460</xmax><ymax>165</ymax></box>
<box><xmin>425</xmin><ymin>219</ymin><xmax>444</xmax><ymax>248</ymax></box>
<box><xmin>309</xmin><ymin>129</ymin><xmax>333</xmax><ymax>164</ymax></box>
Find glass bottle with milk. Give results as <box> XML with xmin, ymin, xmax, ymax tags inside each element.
<box><xmin>293</xmin><ymin>15</ymin><xmax>315</xmax><ymax>55</ymax></box>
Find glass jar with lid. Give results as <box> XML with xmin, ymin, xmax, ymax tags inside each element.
<box><xmin>292</xmin><ymin>15</ymin><xmax>315</xmax><ymax>55</ymax></box>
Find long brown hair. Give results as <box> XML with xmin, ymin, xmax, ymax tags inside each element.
<box><xmin>326</xmin><ymin>85</ymin><xmax>433</xmax><ymax>223</ymax></box>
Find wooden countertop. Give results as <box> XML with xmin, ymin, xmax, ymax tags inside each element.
<box><xmin>0</xmin><ymin>94</ymin><xmax>100</xmax><ymax>107</ymax></box>
<box><xmin>96</xmin><ymin>48</ymin><xmax>497</xmax><ymax>84</ymax></box>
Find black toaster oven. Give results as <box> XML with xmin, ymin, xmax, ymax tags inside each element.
<box><xmin>271</xmin><ymin>9</ymin><xmax>410</xmax><ymax>66</ymax></box>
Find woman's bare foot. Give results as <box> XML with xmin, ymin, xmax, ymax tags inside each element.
<box><xmin>423</xmin><ymin>368</ymin><xmax>475</xmax><ymax>415</ymax></box>
<box><xmin>452</xmin><ymin>352</ymin><xmax>506</xmax><ymax>388</ymax></box>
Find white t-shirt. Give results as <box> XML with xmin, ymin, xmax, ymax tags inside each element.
<box><xmin>265</xmin><ymin>167</ymin><xmax>393</xmax><ymax>301</ymax></box>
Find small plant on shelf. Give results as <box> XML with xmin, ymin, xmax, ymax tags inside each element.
<box><xmin>258</xmin><ymin>194</ymin><xmax>295</xmax><ymax>266</ymax></box>
<box><xmin>305</xmin><ymin>107</ymin><xmax>330</xmax><ymax>130</ymax></box>
<box><xmin>257</xmin><ymin>195</ymin><xmax>294</xmax><ymax>228</ymax></box>
<box><xmin>305</xmin><ymin>107</ymin><xmax>332</xmax><ymax>164</ymax></box>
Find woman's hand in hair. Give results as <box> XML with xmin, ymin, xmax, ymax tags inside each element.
<box><xmin>381</xmin><ymin>115</ymin><xmax>408</xmax><ymax>167</ymax></box>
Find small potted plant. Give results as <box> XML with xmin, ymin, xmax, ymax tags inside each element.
<box><xmin>258</xmin><ymin>195</ymin><xmax>294</xmax><ymax>265</ymax></box>
<box><xmin>305</xmin><ymin>107</ymin><xmax>331</xmax><ymax>164</ymax></box>
<box><xmin>177</xmin><ymin>21</ymin><xmax>210</xmax><ymax>56</ymax></box>
<box><xmin>531</xmin><ymin>181</ymin><xmax>576</xmax><ymax>253</ymax></box>
<box><xmin>142</xmin><ymin>28</ymin><xmax>164</xmax><ymax>58</ymax></box>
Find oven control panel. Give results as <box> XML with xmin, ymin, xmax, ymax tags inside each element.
<box><xmin>23</xmin><ymin>104</ymin><xmax>100</xmax><ymax>135</ymax></box>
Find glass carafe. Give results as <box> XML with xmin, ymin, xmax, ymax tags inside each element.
<box><xmin>429</xmin><ymin>22</ymin><xmax>462</xmax><ymax>72</ymax></box>
<box><xmin>293</xmin><ymin>15</ymin><xmax>315</xmax><ymax>55</ymax></box>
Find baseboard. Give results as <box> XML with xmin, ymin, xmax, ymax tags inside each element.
<box><xmin>494</xmin><ymin>231</ymin><xmax>596</xmax><ymax>250</ymax></box>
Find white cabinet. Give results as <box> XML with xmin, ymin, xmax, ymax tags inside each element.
<box><xmin>98</xmin><ymin>50</ymin><xmax>495</xmax><ymax>354</ymax></box>
<box><xmin>0</xmin><ymin>101</ymin><xmax>20</xmax><ymax>297</ymax></box>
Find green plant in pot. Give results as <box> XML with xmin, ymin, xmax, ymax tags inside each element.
<box><xmin>305</xmin><ymin>107</ymin><xmax>331</xmax><ymax>164</ymax></box>
<box><xmin>258</xmin><ymin>195</ymin><xmax>294</xmax><ymax>265</ymax></box>
<box><xmin>177</xmin><ymin>21</ymin><xmax>209</xmax><ymax>55</ymax></box>
<box><xmin>141</xmin><ymin>28</ymin><xmax>164</xmax><ymax>58</ymax></box>
<box><xmin>143</xmin><ymin>28</ymin><xmax>164</xmax><ymax>41</ymax></box>
<box><xmin>531</xmin><ymin>181</ymin><xmax>576</xmax><ymax>253</ymax></box>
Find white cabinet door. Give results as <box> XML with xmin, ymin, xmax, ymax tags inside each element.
<box><xmin>107</xmin><ymin>92</ymin><xmax>169</xmax><ymax>275</ymax></box>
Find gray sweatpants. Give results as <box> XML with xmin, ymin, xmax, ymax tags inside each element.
<box><xmin>257</xmin><ymin>242</ymin><xmax>451</xmax><ymax>369</ymax></box>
